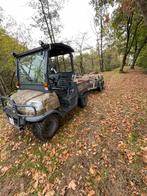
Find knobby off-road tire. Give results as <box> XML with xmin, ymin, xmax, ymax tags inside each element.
<box><xmin>78</xmin><ymin>94</ymin><xmax>88</xmax><ymax>108</ymax></box>
<box><xmin>102</xmin><ymin>80</ymin><xmax>105</xmax><ymax>89</ymax></box>
<box><xmin>97</xmin><ymin>80</ymin><xmax>104</xmax><ymax>92</ymax></box>
<box><xmin>32</xmin><ymin>114</ymin><xmax>59</xmax><ymax>141</ymax></box>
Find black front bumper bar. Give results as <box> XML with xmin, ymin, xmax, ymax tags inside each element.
<box><xmin>0</xmin><ymin>96</ymin><xmax>37</xmax><ymax>128</ymax></box>
<box><xmin>0</xmin><ymin>96</ymin><xmax>62</xmax><ymax>129</ymax></box>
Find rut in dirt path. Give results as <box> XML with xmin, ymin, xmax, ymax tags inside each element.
<box><xmin>0</xmin><ymin>69</ymin><xmax>147</xmax><ymax>196</ymax></box>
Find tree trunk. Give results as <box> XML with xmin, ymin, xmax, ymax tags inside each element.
<box><xmin>131</xmin><ymin>36</ymin><xmax>147</xmax><ymax>68</ymax></box>
<box><xmin>39</xmin><ymin>0</ymin><xmax>54</xmax><ymax>43</ymax></box>
<box><xmin>91</xmin><ymin>57</ymin><xmax>94</xmax><ymax>68</ymax></box>
<box><xmin>120</xmin><ymin>53</ymin><xmax>127</xmax><ymax>72</ymax></box>
<box><xmin>46</xmin><ymin>0</ymin><xmax>56</xmax><ymax>43</ymax></box>
<box><xmin>0</xmin><ymin>76</ymin><xmax>9</xmax><ymax>96</ymax></box>
<box><xmin>119</xmin><ymin>16</ymin><xmax>132</xmax><ymax>72</ymax></box>
<box><xmin>62</xmin><ymin>56</ymin><xmax>66</xmax><ymax>72</ymax></box>
<box><xmin>119</xmin><ymin>14</ymin><xmax>141</xmax><ymax>72</ymax></box>
<box><xmin>131</xmin><ymin>37</ymin><xmax>138</xmax><ymax>69</ymax></box>
<box><xmin>100</xmin><ymin>10</ymin><xmax>104</xmax><ymax>72</ymax></box>
<box><xmin>137</xmin><ymin>0</ymin><xmax>147</xmax><ymax>24</ymax></box>
<box><xmin>78</xmin><ymin>33</ymin><xmax>86</xmax><ymax>75</ymax></box>
<box><xmin>130</xmin><ymin>57</ymin><xmax>137</xmax><ymax>69</ymax></box>
<box><xmin>96</xmin><ymin>37</ymin><xmax>101</xmax><ymax>72</ymax></box>
<box><xmin>79</xmin><ymin>52</ymin><xmax>84</xmax><ymax>75</ymax></box>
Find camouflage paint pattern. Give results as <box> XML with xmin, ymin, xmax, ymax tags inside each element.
<box><xmin>11</xmin><ymin>90</ymin><xmax>60</xmax><ymax>116</ymax></box>
<box><xmin>10</xmin><ymin>74</ymin><xmax>103</xmax><ymax>116</ymax></box>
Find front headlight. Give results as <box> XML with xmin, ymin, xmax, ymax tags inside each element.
<box><xmin>26</xmin><ymin>101</ymin><xmax>43</xmax><ymax>112</ymax></box>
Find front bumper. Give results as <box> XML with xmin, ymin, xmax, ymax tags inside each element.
<box><xmin>0</xmin><ymin>96</ymin><xmax>37</xmax><ymax>129</ymax></box>
<box><xmin>0</xmin><ymin>96</ymin><xmax>61</xmax><ymax>129</ymax></box>
<box><xmin>3</xmin><ymin>106</ymin><xmax>27</xmax><ymax>129</ymax></box>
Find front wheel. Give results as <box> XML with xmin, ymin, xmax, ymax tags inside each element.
<box><xmin>78</xmin><ymin>94</ymin><xmax>88</xmax><ymax>108</ymax></box>
<box><xmin>32</xmin><ymin>114</ymin><xmax>59</xmax><ymax>141</ymax></box>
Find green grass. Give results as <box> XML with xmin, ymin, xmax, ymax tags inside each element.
<box><xmin>48</xmin><ymin>167</ymin><xmax>63</xmax><ymax>183</ymax></box>
<box><xmin>131</xmin><ymin>155</ymin><xmax>146</xmax><ymax>193</ymax></box>
<box><xmin>128</xmin><ymin>130</ymin><xmax>138</xmax><ymax>145</ymax></box>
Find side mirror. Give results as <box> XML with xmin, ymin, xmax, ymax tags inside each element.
<box><xmin>39</xmin><ymin>40</ymin><xmax>44</xmax><ymax>46</ymax></box>
<box><xmin>12</xmin><ymin>52</ymin><xmax>17</xmax><ymax>57</ymax></box>
<box><xmin>39</xmin><ymin>40</ymin><xmax>50</xmax><ymax>49</ymax></box>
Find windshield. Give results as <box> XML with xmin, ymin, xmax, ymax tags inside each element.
<box><xmin>18</xmin><ymin>51</ymin><xmax>47</xmax><ymax>84</ymax></box>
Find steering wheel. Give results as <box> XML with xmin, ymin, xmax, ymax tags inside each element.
<box><xmin>50</xmin><ymin>66</ymin><xmax>57</xmax><ymax>74</ymax></box>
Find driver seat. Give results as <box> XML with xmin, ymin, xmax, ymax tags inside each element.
<box><xmin>56</xmin><ymin>73</ymin><xmax>77</xmax><ymax>107</ymax></box>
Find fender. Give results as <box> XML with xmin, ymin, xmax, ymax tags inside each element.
<box><xmin>25</xmin><ymin>109</ymin><xmax>63</xmax><ymax>123</ymax></box>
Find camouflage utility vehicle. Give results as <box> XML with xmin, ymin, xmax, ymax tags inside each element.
<box><xmin>0</xmin><ymin>42</ymin><xmax>104</xmax><ymax>140</ymax></box>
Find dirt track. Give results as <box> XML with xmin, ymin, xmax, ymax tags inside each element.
<box><xmin>0</xmin><ymin>68</ymin><xmax>147</xmax><ymax>195</ymax></box>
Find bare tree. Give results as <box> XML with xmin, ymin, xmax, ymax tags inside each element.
<box><xmin>74</xmin><ymin>33</ymin><xmax>92</xmax><ymax>75</ymax></box>
<box><xmin>0</xmin><ymin>6</ymin><xmax>4</xmax><ymax>25</ymax></box>
<box><xmin>30</xmin><ymin>0</ymin><xmax>64</xmax><ymax>43</ymax></box>
<box><xmin>90</xmin><ymin>0</ymin><xmax>109</xmax><ymax>72</ymax></box>
<box><xmin>14</xmin><ymin>24</ymin><xmax>33</xmax><ymax>48</ymax></box>
<box><xmin>1</xmin><ymin>13</ymin><xmax>32</xmax><ymax>48</ymax></box>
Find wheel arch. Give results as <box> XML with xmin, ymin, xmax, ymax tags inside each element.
<box><xmin>25</xmin><ymin>109</ymin><xmax>63</xmax><ymax>123</ymax></box>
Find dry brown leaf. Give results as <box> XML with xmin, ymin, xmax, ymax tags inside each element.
<box><xmin>45</xmin><ymin>190</ymin><xmax>55</xmax><ymax>196</ymax></box>
<box><xmin>89</xmin><ymin>166</ymin><xmax>96</xmax><ymax>176</ymax></box>
<box><xmin>51</xmin><ymin>148</ymin><xmax>56</xmax><ymax>156</ymax></box>
<box><xmin>141</xmin><ymin>193</ymin><xmax>146</xmax><ymax>196</ymax></box>
<box><xmin>88</xmin><ymin>190</ymin><xmax>95</xmax><ymax>196</ymax></box>
<box><xmin>43</xmin><ymin>183</ymin><xmax>54</xmax><ymax>195</ymax></box>
<box><xmin>126</xmin><ymin>150</ymin><xmax>135</xmax><ymax>163</ymax></box>
<box><xmin>143</xmin><ymin>154</ymin><xmax>147</xmax><ymax>164</ymax></box>
<box><xmin>141</xmin><ymin>147</ymin><xmax>147</xmax><ymax>163</ymax></box>
<box><xmin>48</xmin><ymin>166</ymin><xmax>53</xmax><ymax>173</ymax></box>
<box><xmin>61</xmin><ymin>187</ymin><xmax>67</xmax><ymax>196</ymax></box>
<box><xmin>68</xmin><ymin>180</ymin><xmax>76</xmax><ymax>190</ymax></box>
<box><xmin>95</xmin><ymin>175</ymin><xmax>101</xmax><ymax>183</ymax></box>
<box><xmin>1</xmin><ymin>166</ymin><xmax>9</xmax><ymax>174</ymax></box>
<box><xmin>33</xmin><ymin>180</ymin><xmax>38</xmax><ymax>189</ymax></box>
<box><xmin>140</xmin><ymin>168</ymin><xmax>147</xmax><ymax>185</ymax></box>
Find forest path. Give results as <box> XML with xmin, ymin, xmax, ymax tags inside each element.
<box><xmin>0</xmin><ymin>68</ymin><xmax>147</xmax><ymax>195</ymax></box>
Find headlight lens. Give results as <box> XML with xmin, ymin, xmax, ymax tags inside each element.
<box><xmin>26</xmin><ymin>101</ymin><xmax>43</xmax><ymax>112</ymax></box>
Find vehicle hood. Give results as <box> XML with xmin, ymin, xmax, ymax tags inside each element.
<box><xmin>10</xmin><ymin>90</ymin><xmax>60</xmax><ymax>115</ymax></box>
<box><xmin>11</xmin><ymin>90</ymin><xmax>44</xmax><ymax>105</ymax></box>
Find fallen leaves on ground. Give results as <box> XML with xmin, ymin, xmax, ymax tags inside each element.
<box><xmin>0</xmin><ymin>68</ymin><xmax>147</xmax><ymax>195</ymax></box>
<box><xmin>68</xmin><ymin>180</ymin><xmax>76</xmax><ymax>190</ymax></box>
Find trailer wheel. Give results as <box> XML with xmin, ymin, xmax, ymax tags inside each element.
<box><xmin>102</xmin><ymin>80</ymin><xmax>105</xmax><ymax>89</ymax></box>
<box><xmin>97</xmin><ymin>81</ymin><xmax>103</xmax><ymax>92</ymax></box>
<box><xmin>32</xmin><ymin>114</ymin><xmax>59</xmax><ymax>141</ymax></box>
<box><xmin>78</xmin><ymin>94</ymin><xmax>88</xmax><ymax>108</ymax></box>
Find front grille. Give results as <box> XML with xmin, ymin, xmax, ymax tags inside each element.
<box><xmin>4</xmin><ymin>107</ymin><xmax>18</xmax><ymax>118</ymax></box>
<box><xmin>5</xmin><ymin>107</ymin><xmax>26</xmax><ymax>127</ymax></box>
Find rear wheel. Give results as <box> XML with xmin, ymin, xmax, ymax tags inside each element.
<box><xmin>78</xmin><ymin>94</ymin><xmax>88</xmax><ymax>108</ymax></box>
<box><xmin>32</xmin><ymin>114</ymin><xmax>59</xmax><ymax>141</ymax></box>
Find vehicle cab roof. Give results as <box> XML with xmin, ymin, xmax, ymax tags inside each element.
<box><xmin>13</xmin><ymin>43</ymin><xmax>74</xmax><ymax>58</ymax></box>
